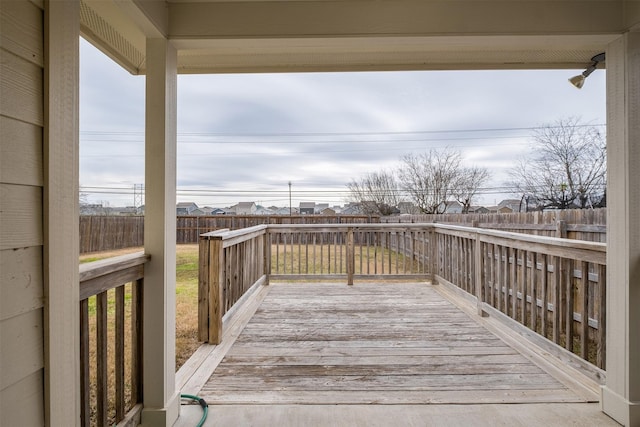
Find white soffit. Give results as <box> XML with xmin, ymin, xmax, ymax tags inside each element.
<box><xmin>172</xmin><ymin>35</ymin><xmax>619</xmax><ymax>74</ymax></box>
<box><xmin>79</xmin><ymin>0</ymin><xmax>625</xmax><ymax>75</ymax></box>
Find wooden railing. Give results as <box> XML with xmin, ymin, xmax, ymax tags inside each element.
<box><xmin>433</xmin><ymin>224</ymin><xmax>607</xmax><ymax>371</ymax></box>
<box><xmin>199</xmin><ymin>226</ymin><xmax>268</xmax><ymax>344</ymax></box>
<box><xmin>198</xmin><ymin>223</ymin><xmax>606</xmax><ymax>371</ymax></box>
<box><xmin>79</xmin><ymin>252</ymin><xmax>149</xmax><ymax>427</ymax></box>
<box><xmin>267</xmin><ymin>224</ymin><xmax>432</xmax><ymax>282</ymax></box>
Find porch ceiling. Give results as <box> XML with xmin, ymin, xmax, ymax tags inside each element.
<box><xmin>80</xmin><ymin>0</ymin><xmax>638</xmax><ymax>75</ymax></box>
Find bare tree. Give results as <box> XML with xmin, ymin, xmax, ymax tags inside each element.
<box><xmin>509</xmin><ymin>117</ymin><xmax>606</xmax><ymax>209</ymax></box>
<box><xmin>397</xmin><ymin>149</ymin><xmax>463</xmax><ymax>214</ymax></box>
<box><xmin>452</xmin><ymin>166</ymin><xmax>492</xmax><ymax>213</ymax></box>
<box><xmin>347</xmin><ymin>170</ymin><xmax>403</xmax><ymax>215</ymax></box>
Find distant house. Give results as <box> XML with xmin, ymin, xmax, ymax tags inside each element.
<box><xmin>468</xmin><ymin>206</ymin><xmax>490</xmax><ymax>214</ymax></box>
<box><xmin>315</xmin><ymin>203</ymin><xmax>330</xmax><ymax>214</ymax></box>
<box><xmin>274</xmin><ymin>207</ymin><xmax>294</xmax><ymax>215</ymax></box>
<box><xmin>321</xmin><ymin>207</ymin><xmax>336</xmax><ymax>216</ymax></box>
<box><xmin>341</xmin><ymin>204</ymin><xmax>362</xmax><ymax>215</ymax></box>
<box><xmin>299</xmin><ymin>202</ymin><xmax>316</xmax><ymax>215</ymax></box>
<box><xmin>498</xmin><ymin>199</ymin><xmax>523</xmax><ymax>212</ymax></box>
<box><xmin>398</xmin><ymin>202</ymin><xmax>419</xmax><ymax>214</ymax></box>
<box><xmin>177</xmin><ymin>202</ymin><xmax>198</xmax><ymax>216</ymax></box>
<box><xmin>192</xmin><ymin>206</ymin><xmax>217</xmax><ymax>216</ymax></box>
<box><xmin>255</xmin><ymin>206</ymin><xmax>275</xmax><ymax>215</ymax></box>
<box><xmin>487</xmin><ymin>205</ymin><xmax>513</xmax><ymax>214</ymax></box>
<box><xmin>116</xmin><ymin>206</ymin><xmax>139</xmax><ymax>216</ymax></box>
<box><xmin>441</xmin><ymin>201</ymin><xmax>463</xmax><ymax>214</ymax></box>
<box><xmin>234</xmin><ymin>202</ymin><xmax>257</xmax><ymax>215</ymax></box>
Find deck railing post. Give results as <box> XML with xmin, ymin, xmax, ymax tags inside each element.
<box><xmin>209</xmin><ymin>237</ymin><xmax>224</xmax><ymax>344</ymax></box>
<box><xmin>198</xmin><ymin>235</ymin><xmax>210</xmax><ymax>342</ymax></box>
<box><xmin>347</xmin><ymin>228</ymin><xmax>355</xmax><ymax>285</ymax></box>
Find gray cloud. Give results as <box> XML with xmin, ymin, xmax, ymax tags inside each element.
<box><xmin>80</xmin><ymin>39</ymin><xmax>606</xmax><ymax>208</ymax></box>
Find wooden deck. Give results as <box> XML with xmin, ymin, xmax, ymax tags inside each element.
<box><xmin>181</xmin><ymin>282</ymin><xmax>600</xmax><ymax>408</ymax></box>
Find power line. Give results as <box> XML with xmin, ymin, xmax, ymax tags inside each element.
<box><xmin>79</xmin><ymin>123</ymin><xmax>606</xmax><ymax>139</ymax></box>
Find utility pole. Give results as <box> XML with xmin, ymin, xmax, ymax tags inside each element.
<box><xmin>288</xmin><ymin>181</ymin><xmax>292</xmax><ymax>216</ymax></box>
<box><xmin>134</xmin><ymin>183</ymin><xmax>144</xmax><ymax>208</ymax></box>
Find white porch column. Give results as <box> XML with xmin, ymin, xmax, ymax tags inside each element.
<box><xmin>141</xmin><ymin>38</ymin><xmax>180</xmax><ymax>426</ymax></box>
<box><xmin>44</xmin><ymin>1</ymin><xmax>80</xmax><ymax>425</ymax></box>
<box><xmin>601</xmin><ymin>31</ymin><xmax>640</xmax><ymax>426</ymax></box>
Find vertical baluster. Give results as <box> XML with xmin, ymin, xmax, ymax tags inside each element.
<box><xmin>96</xmin><ymin>291</ymin><xmax>108</xmax><ymax>426</ymax></box>
<box><xmin>79</xmin><ymin>298</ymin><xmax>90</xmax><ymax>427</ymax></box>
<box><xmin>597</xmin><ymin>263</ymin><xmax>606</xmax><ymax>369</ymax></box>
<box><xmin>541</xmin><ymin>254</ymin><xmax>548</xmax><ymax>338</ymax></box>
<box><xmin>381</xmin><ymin>230</ymin><xmax>385</xmax><ymax>274</ymax></box>
<box><xmin>531</xmin><ymin>252</ymin><xmax>538</xmax><ymax>333</ymax></box>
<box><xmin>566</xmin><ymin>259</ymin><xmax>575</xmax><ymax>351</ymax></box>
<box><xmin>320</xmin><ymin>232</ymin><xmax>324</xmax><ymax>274</ymax></box>
<box><xmin>359</xmin><ymin>231</ymin><xmax>364</xmax><ymax>274</ymax></box>
<box><xmin>115</xmin><ymin>285</ymin><xmax>125</xmax><ymax>422</ymax></box>
<box><xmin>131</xmin><ymin>278</ymin><xmax>143</xmax><ymax>405</ymax></box>
<box><xmin>510</xmin><ymin>248</ymin><xmax>517</xmax><ymax>319</ymax></box>
<box><xmin>553</xmin><ymin>256</ymin><xmax>561</xmax><ymax>344</ymax></box>
<box><xmin>494</xmin><ymin>244</ymin><xmax>500</xmax><ymax>311</ymax></box>
<box><xmin>298</xmin><ymin>232</ymin><xmax>302</xmax><ymax>274</ymax></box>
<box><xmin>580</xmin><ymin>261</ymin><xmax>589</xmax><ymax>360</ymax></box>
<box><xmin>275</xmin><ymin>232</ymin><xmax>280</xmax><ymax>274</ymax></box>
<box><xmin>521</xmin><ymin>250</ymin><xmax>528</xmax><ymax>325</ymax></box>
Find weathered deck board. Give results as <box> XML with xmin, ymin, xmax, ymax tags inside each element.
<box><xmin>198</xmin><ymin>282</ymin><xmax>596</xmax><ymax>405</ymax></box>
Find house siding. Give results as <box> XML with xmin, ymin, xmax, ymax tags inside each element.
<box><xmin>0</xmin><ymin>1</ymin><xmax>45</xmax><ymax>426</ymax></box>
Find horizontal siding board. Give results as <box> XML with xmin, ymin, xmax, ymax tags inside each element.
<box><xmin>0</xmin><ymin>183</ymin><xmax>43</xmax><ymax>250</ymax></box>
<box><xmin>0</xmin><ymin>115</ymin><xmax>43</xmax><ymax>186</ymax></box>
<box><xmin>0</xmin><ymin>308</ymin><xmax>44</xmax><ymax>391</ymax></box>
<box><xmin>0</xmin><ymin>48</ymin><xmax>43</xmax><ymax>126</ymax></box>
<box><xmin>0</xmin><ymin>370</ymin><xmax>44</xmax><ymax>426</ymax></box>
<box><xmin>0</xmin><ymin>0</ymin><xmax>43</xmax><ymax>66</ymax></box>
<box><xmin>0</xmin><ymin>246</ymin><xmax>43</xmax><ymax>321</ymax></box>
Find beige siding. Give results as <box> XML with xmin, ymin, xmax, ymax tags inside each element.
<box><xmin>0</xmin><ymin>1</ymin><xmax>45</xmax><ymax>426</ymax></box>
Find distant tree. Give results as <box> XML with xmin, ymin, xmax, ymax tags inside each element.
<box><xmin>347</xmin><ymin>170</ymin><xmax>403</xmax><ymax>216</ymax></box>
<box><xmin>451</xmin><ymin>166</ymin><xmax>492</xmax><ymax>213</ymax></box>
<box><xmin>508</xmin><ymin>117</ymin><xmax>606</xmax><ymax>210</ymax></box>
<box><xmin>398</xmin><ymin>149</ymin><xmax>482</xmax><ymax>214</ymax></box>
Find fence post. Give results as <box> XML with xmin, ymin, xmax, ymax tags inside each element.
<box><xmin>209</xmin><ymin>237</ymin><xmax>224</xmax><ymax>344</ymax></box>
<box><xmin>556</xmin><ymin>219</ymin><xmax>567</xmax><ymax>238</ymax></box>
<box><xmin>347</xmin><ymin>228</ymin><xmax>355</xmax><ymax>285</ymax></box>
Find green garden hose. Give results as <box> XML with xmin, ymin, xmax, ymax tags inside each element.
<box><xmin>180</xmin><ymin>394</ymin><xmax>208</xmax><ymax>427</ymax></box>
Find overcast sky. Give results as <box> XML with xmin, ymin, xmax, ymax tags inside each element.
<box><xmin>79</xmin><ymin>38</ymin><xmax>607</xmax><ymax>209</ymax></box>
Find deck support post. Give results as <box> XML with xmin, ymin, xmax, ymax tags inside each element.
<box><xmin>601</xmin><ymin>31</ymin><xmax>640</xmax><ymax>427</ymax></box>
<box><xmin>141</xmin><ymin>37</ymin><xmax>180</xmax><ymax>426</ymax></box>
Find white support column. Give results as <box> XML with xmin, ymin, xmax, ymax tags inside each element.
<box><xmin>43</xmin><ymin>1</ymin><xmax>80</xmax><ymax>426</ymax></box>
<box><xmin>601</xmin><ymin>31</ymin><xmax>640</xmax><ymax>426</ymax></box>
<box><xmin>141</xmin><ymin>38</ymin><xmax>180</xmax><ymax>427</ymax></box>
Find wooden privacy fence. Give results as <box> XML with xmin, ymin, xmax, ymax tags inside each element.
<box><xmin>199</xmin><ymin>223</ymin><xmax>607</xmax><ymax>372</ymax></box>
<box><xmin>383</xmin><ymin>208</ymin><xmax>607</xmax><ymax>243</ymax></box>
<box><xmin>80</xmin><ymin>214</ymin><xmax>378</xmax><ymax>253</ymax></box>
<box><xmin>79</xmin><ymin>252</ymin><xmax>148</xmax><ymax>427</ymax></box>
